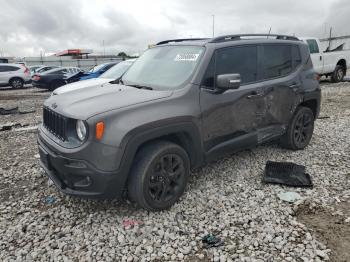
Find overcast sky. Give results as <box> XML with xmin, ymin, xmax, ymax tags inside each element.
<box><xmin>0</xmin><ymin>0</ymin><xmax>349</xmax><ymax>57</ymax></box>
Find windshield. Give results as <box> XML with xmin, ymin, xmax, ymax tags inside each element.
<box><xmin>100</xmin><ymin>61</ymin><xmax>133</xmax><ymax>79</ymax></box>
<box><xmin>89</xmin><ymin>64</ymin><xmax>106</xmax><ymax>73</ymax></box>
<box><xmin>122</xmin><ymin>46</ymin><xmax>204</xmax><ymax>90</ymax></box>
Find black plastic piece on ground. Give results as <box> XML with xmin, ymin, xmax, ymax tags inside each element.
<box><xmin>0</xmin><ymin>106</ymin><xmax>18</xmax><ymax>115</ymax></box>
<box><xmin>263</xmin><ymin>161</ymin><xmax>313</xmax><ymax>187</ymax></box>
<box><xmin>202</xmin><ymin>234</ymin><xmax>224</xmax><ymax>248</ymax></box>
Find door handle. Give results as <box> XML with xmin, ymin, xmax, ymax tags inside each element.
<box><xmin>289</xmin><ymin>83</ymin><xmax>300</xmax><ymax>89</ymax></box>
<box><xmin>319</xmin><ymin>56</ymin><xmax>322</xmax><ymax>61</ymax></box>
<box><xmin>247</xmin><ymin>90</ymin><xmax>264</xmax><ymax>99</ymax></box>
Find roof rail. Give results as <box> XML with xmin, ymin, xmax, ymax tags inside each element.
<box><xmin>209</xmin><ymin>34</ymin><xmax>299</xmax><ymax>43</ymax></box>
<box><xmin>156</xmin><ymin>38</ymin><xmax>209</xmax><ymax>45</ymax></box>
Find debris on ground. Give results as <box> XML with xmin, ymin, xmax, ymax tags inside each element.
<box><xmin>0</xmin><ymin>123</ymin><xmax>29</xmax><ymax>132</ymax></box>
<box><xmin>263</xmin><ymin>161</ymin><xmax>313</xmax><ymax>187</ymax></box>
<box><xmin>277</xmin><ymin>191</ymin><xmax>302</xmax><ymax>203</ymax></box>
<box><xmin>202</xmin><ymin>234</ymin><xmax>224</xmax><ymax>248</ymax></box>
<box><xmin>0</xmin><ymin>106</ymin><xmax>18</xmax><ymax>115</ymax></box>
<box><xmin>0</xmin><ymin>106</ymin><xmax>35</xmax><ymax>115</ymax></box>
<box><xmin>122</xmin><ymin>218</ymin><xmax>143</xmax><ymax>229</ymax></box>
<box><xmin>318</xmin><ymin>115</ymin><xmax>330</xmax><ymax>119</ymax></box>
<box><xmin>45</xmin><ymin>196</ymin><xmax>56</xmax><ymax>204</ymax></box>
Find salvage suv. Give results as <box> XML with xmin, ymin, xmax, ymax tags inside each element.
<box><xmin>38</xmin><ymin>34</ymin><xmax>321</xmax><ymax>211</ymax></box>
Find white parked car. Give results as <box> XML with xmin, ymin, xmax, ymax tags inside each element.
<box><xmin>0</xmin><ymin>63</ymin><xmax>32</xmax><ymax>88</ymax></box>
<box><xmin>300</xmin><ymin>37</ymin><xmax>350</xmax><ymax>82</ymax></box>
<box><xmin>52</xmin><ymin>59</ymin><xmax>135</xmax><ymax>95</ymax></box>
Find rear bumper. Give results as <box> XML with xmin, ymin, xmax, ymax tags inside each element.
<box><xmin>32</xmin><ymin>81</ymin><xmax>48</xmax><ymax>89</ymax></box>
<box><xmin>37</xmin><ymin>132</ymin><xmax>126</xmax><ymax>199</ymax></box>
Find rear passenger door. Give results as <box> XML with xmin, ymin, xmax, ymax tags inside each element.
<box><xmin>0</xmin><ymin>65</ymin><xmax>19</xmax><ymax>84</ymax></box>
<box><xmin>259</xmin><ymin>44</ymin><xmax>303</xmax><ymax>130</ymax></box>
<box><xmin>200</xmin><ymin>45</ymin><xmax>268</xmax><ymax>156</ymax></box>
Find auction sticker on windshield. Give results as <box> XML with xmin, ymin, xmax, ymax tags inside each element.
<box><xmin>174</xmin><ymin>53</ymin><xmax>200</xmax><ymax>61</ymax></box>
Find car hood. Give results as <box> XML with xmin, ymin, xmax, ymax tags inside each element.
<box><xmin>45</xmin><ymin>83</ymin><xmax>173</xmax><ymax>120</ymax></box>
<box><xmin>53</xmin><ymin>78</ymin><xmax>112</xmax><ymax>95</ymax></box>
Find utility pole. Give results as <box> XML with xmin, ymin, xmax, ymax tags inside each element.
<box><xmin>212</xmin><ymin>15</ymin><xmax>215</xmax><ymax>37</ymax></box>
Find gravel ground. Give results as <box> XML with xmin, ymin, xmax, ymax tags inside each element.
<box><xmin>0</xmin><ymin>81</ymin><xmax>349</xmax><ymax>262</ymax></box>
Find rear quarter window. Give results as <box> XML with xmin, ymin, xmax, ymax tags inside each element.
<box><xmin>261</xmin><ymin>45</ymin><xmax>292</xmax><ymax>79</ymax></box>
<box><xmin>0</xmin><ymin>65</ymin><xmax>19</xmax><ymax>72</ymax></box>
<box><xmin>292</xmin><ymin>45</ymin><xmax>302</xmax><ymax>69</ymax></box>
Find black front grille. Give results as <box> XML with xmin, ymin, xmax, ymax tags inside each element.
<box><xmin>43</xmin><ymin>107</ymin><xmax>67</xmax><ymax>141</ymax></box>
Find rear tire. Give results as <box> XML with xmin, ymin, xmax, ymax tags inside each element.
<box><xmin>280</xmin><ymin>106</ymin><xmax>315</xmax><ymax>150</ymax></box>
<box><xmin>127</xmin><ymin>141</ymin><xmax>190</xmax><ymax>211</ymax></box>
<box><xmin>331</xmin><ymin>65</ymin><xmax>345</xmax><ymax>83</ymax></box>
<box><xmin>10</xmin><ymin>78</ymin><xmax>24</xmax><ymax>89</ymax></box>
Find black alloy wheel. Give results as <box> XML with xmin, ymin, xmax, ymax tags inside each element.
<box><xmin>128</xmin><ymin>141</ymin><xmax>190</xmax><ymax>211</ymax></box>
<box><xmin>293</xmin><ymin>110</ymin><xmax>314</xmax><ymax>148</ymax></box>
<box><xmin>280</xmin><ymin>106</ymin><xmax>315</xmax><ymax>150</ymax></box>
<box><xmin>147</xmin><ymin>153</ymin><xmax>186</xmax><ymax>203</ymax></box>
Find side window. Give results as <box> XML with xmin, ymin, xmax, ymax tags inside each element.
<box><xmin>262</xmin><ymin>45</ymin><xmax>292</xmax><ymax>79</ymax></box>
<box><xmin>306</xmin><ymin>39</ymin><xmax>319</xmax><ymax>54</ymax></box>
<box><xmin>202</xmin><ymin>56</ymin><xmax>215</xmax><ymax>89</ymax></box>
<box><xmin>9</xmin><ymin>66</ymin><xmax>20</xmax><ymax>71</ymax></box>
<box><xmin>292</xmin><ymin>45</ymin><xmax>302</xmax><ymax>69</ymax></box>
<box><xmin>216</xmin><ymin>46</ymin><xmax>258</xmax><ymax>84</ymax></box>
<box><xmin>0</xmin><ymin>66</ymin><xmax>19</xmax><ymax>72</ymax></box>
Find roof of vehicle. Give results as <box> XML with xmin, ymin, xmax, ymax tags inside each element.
<box><xmin>155</xmin><ymin>34</ymin><xmax>303</xmax><ymax>47</ymax></box>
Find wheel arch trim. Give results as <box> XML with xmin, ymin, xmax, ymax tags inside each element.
<box><xmin>116</xmin><ymin>121</ymin><xmax>204</xmax><ymax>190</ymax></box>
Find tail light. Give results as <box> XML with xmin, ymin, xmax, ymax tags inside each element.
<box><xmin>314</xmin><ymin>74</ymin><xmax>321</xmax><ymax>81</ymax></box>
<box><xmin>33</xmin><ymin>75</ymin><xmax>40</xmax><ymax>81</ymax></box>
<box><xmin>21</xmin><ymin>65</ymin><xmax>30</xmax><ymax>75</ymax></box>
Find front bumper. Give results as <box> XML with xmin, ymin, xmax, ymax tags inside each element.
<box><xmin>37</xmin><ymin>131</ymin><xmax>126</xmax><ymax>199</ymax></box>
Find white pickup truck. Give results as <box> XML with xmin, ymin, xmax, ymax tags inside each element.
<box><xmin>300</xmin><ymin>37</ymin><xmax>350</xmax><ymax>82</ymax></box>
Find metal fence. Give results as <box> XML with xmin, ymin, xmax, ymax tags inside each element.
<box><xmin>17</xmin><ymin>56</ymin><xmax>123</xmax><ymax>70</ymax></box>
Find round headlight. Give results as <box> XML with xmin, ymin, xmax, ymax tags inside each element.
<box><xmin>76</xmin><ymin>120</ymin><xmax>87</xmax><ymax>141</ymax></box>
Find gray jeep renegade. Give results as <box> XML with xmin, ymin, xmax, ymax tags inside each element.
<box><xmin>38</xmin><ymin>34</ymin><xmax>321</xmax><ymax>211</ymax></box>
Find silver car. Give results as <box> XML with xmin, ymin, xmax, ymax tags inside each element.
<box><xmin>0</xmin><ymin>63</ymin><xmax>32</xmax><ymax>88</ymax></box>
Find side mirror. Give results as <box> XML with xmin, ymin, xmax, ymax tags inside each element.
<box><xmin>216</xmin><ymin>74</ymin><xmax>241</xmax><ymax>91</ymax></box>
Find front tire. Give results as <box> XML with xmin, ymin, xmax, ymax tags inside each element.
<box><xmin>280</xmin><ymin>106</ymin><xmax>315</xmax><ymax>150</ymax></box>
<box><xmin>10</xmin><ymin>78</ymin><xmax>24</xmax><ymax>89</ymax></box>
<box><xmin>128</xmin><ymin>141</ymin><xmax>190</xmax><ymax>211</ymax></box>
<box><xmin>331</xmin><ymin>65</ymin><xmax>345</xmax><ymax>83</ymax></box>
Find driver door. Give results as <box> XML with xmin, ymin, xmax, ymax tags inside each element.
<box><xmin>200</xmin><ymin>45</ymin><xmax>268</xmax><ymax>159</ymax></box>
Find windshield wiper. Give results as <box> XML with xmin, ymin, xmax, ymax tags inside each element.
<box><xmin>126</xmin><ymin>84</ymin><xmax>153</xmax><ymax>90</ymax></box>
